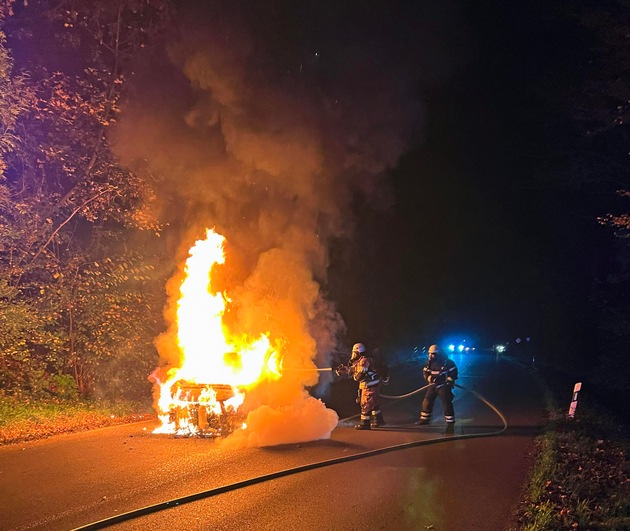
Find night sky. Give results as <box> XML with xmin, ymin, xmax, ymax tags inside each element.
<box><xmin>323</xmin><ymin>1</ymin><xmax>618</xmax><ymax>359</ymax></box>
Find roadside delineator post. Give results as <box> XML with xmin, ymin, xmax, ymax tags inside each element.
<box><xmin>567</xmin><ymin>382</ymin><xmax>582</xmax><ymax>419</ymax></box>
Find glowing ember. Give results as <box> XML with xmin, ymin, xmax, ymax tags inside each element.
<box><xmin>152</xmin><ymin>228</ymin><xmax>282</xmax><ymax>436</ymax></box>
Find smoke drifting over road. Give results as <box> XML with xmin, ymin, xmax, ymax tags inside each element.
<box><xmin>113</xmin><ymin>1</ymin><xmax>431</xmax><ymax>445</ymax></box>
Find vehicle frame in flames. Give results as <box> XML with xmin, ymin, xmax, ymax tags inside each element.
<box><xmin>168</xmin><ymin>382</ymin><xmax>245</xmax><ymax>438</ymax></box>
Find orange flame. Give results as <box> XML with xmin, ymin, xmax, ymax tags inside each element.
<box><xmin>152</xmin><ymin>228</ymin><xmax>282</xmax><ymax>435</ymax></box>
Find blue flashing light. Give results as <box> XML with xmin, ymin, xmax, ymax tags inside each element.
<box><xmin>448</xmin><ymin>344</ymin><xmax>455</xmax><ymax>352</ymax></box>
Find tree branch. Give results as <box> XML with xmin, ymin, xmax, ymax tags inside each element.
<box><xmin>29</xmin><ymin>187</ymin><xmax>115</xmax><ymax>264</ymax></box>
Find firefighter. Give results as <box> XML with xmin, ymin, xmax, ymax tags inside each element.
<box><xmin>417</xmin><ymin>344</ymin><xmax>458</xmax><ymax>426</ymax></box>
<box><xmin>336</xmin><ymin>342</ymin><xmax>385</xmax><ymax>430</ymax></box>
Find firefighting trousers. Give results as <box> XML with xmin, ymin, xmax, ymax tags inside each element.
<box><xmin>359</xmin><ymin>385</ymin><xmax>381</xmax><ymax>420</ymax></box>
<box><xmin>420</xmin><ymin>385</ymin><xmax>455</xmax><ymax>422</ymax></box>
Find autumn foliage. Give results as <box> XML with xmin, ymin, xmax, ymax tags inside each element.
<box><xmin>0</xmin><ymin>0</ymin><xmax>170</xmax><ymax>400</ymax></box>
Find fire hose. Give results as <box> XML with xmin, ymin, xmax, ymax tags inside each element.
<box><xmin>338</xmin><ymin>383</ymin><xmax>433</xmax><ymax>423</ymax></box>
<box><xmin>382</xmin><ymin>382</ymin><xmax>432</xmax><ymax>400</ymax></box>
<box><xmin>71</xmin><ymin>382</ymin><xmax>506</xmax><ymax>531</ymax></box>
<box><xmin>339</xmin><ymin>382</ymin><xmax>505</xmax><ymax>425</ymax></box>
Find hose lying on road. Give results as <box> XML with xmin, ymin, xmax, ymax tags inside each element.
<box><xmin>381</xmin><ymin>382</ymin><xmax>433</xmax><ymax>400</ymax></box>
<box><xmin>338</xmin><ymin>382</ymin><xmax>433</xmax><ymax>423</ymax></box>
<box><xmin>72</xmin><ymin>383</ymin><xmax>507</xmax><ymax>531</ymax></box>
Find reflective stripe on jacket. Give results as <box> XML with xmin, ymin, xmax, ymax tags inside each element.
<box><xmin>352</xmin><ymin>356</ymin><xmax>381</xmax><ymax>389</ymax></box>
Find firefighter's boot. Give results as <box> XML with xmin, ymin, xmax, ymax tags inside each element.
<box><xmin>355</xmin><ymin>419</ymin><xmax>371</xmax><ymax>430</ymax></box>
<box><xmin>371</xmin><ymin>412</ymin><xmax>385</xmax><ymax>428</ymax></box>
<box><xmin>415</xmin><ymin>412</ymin><xmax>431</xmax><ymax>426</ymax></box>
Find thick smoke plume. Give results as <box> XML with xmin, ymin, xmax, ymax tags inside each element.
<box><xmin>113</xmin><ymin>1</ymin><xmax>423</xmax><ymax>446</ymax></box>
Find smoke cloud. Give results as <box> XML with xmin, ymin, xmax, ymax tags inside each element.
<box><xmin>113</xmin><ymin>1</ymin><xmax>425</xmax><ymax>446</ymax></box>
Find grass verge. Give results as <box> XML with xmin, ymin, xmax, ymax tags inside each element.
<box><xmin>0</xmin><ymin>395</ymin><xmax>155</xmax><ymax>446</ymax></box>
<box><xmin>511</xmin><ymin>385</ymin><xmax>629</xmax><ymax>530</ymax></box>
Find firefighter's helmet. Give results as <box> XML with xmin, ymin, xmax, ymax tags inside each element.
<box><xmin>428</xmin><ymin>344</ymin><xmax>440</xmax><ymax>354</ymax></box>
<box><xmin>351</xmin><ymin>342</ymin><xmax>366</xmax><ymax>360</ymax></box>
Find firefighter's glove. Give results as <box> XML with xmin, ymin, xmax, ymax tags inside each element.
<box><xmin>446</xmin><ymin>377</ymin><xmax>455</xmax><ymax>386</ymax></box>
<box><xmin>427</xmin><ymin>375</ymin><xmax>435</xmax><ymax>384</ymax></box>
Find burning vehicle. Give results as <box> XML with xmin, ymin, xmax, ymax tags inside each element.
<box><xmin>151</xmin><ymin>229</ymin><xmax>282</xmax><ymax>438</ymax></box>
<box><xmin>162</xmin><ymin>382</ymin><xmax>245</xmax><ymax>437</ymax></box>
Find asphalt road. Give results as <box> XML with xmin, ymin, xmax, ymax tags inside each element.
<box><xmin>0</xmin><ymin>354</ymin><xmax>546</xmax><ymax>531</ymax></box>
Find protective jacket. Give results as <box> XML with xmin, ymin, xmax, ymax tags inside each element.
<box><xmin>351</xmin><ymin>355</ymin><xmax>382</xmax><ymax>389</ymax></box>
<box><xmin>422</xmin><ymin>354</ymin><xmax>458</xmax><ymax>388</ymax></box>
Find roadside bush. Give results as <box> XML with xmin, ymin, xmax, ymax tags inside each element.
<box><xmin>512</xmin><ymin>389</ymin><xmax>629</xmax><ymax>530</ymax></box>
